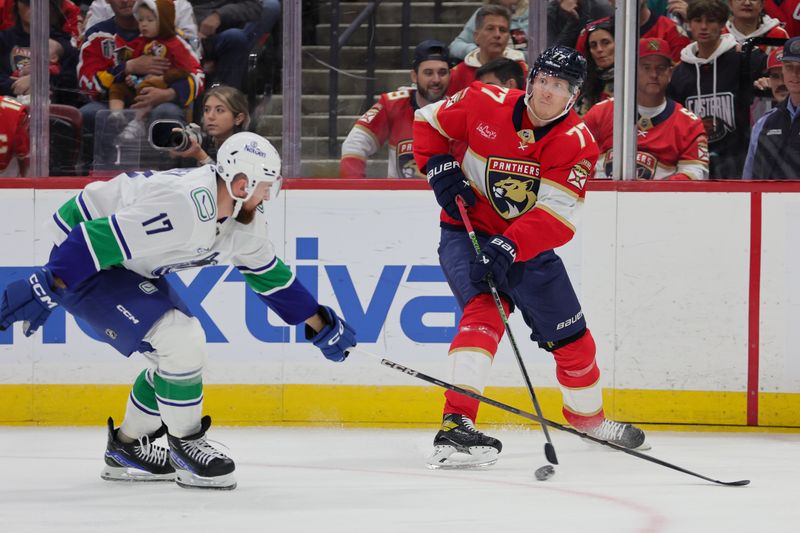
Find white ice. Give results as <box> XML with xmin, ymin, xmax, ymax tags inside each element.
<box><xmin>0</xmin><ymin>426</ymin><xmax>797</xmax><ymax>533</ymax></box>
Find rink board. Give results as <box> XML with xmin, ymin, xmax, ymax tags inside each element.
<box><xmin>0</xmin><ymin>179</ymin><xmax>798</xmax><ymax>427</ymax></box>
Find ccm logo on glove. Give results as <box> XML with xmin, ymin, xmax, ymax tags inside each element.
<box><xmin>30</xmin><ymin>273</ymin><xmax>58</xmax><ymax>309</ymax></box>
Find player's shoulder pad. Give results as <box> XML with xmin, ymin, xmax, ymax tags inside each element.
<box><xmin>143</xmin><ymin>166</ymin><xmax>218</xmax><ymax>220</ymax></box>
<box><xmin>384</xmin><ymin>88</ymin><xmax>411</xmax><ymax>101</ymax></box>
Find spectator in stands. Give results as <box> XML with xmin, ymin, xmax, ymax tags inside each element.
<box><xmin>189</xmin><ymin>0</ymin><xmax>262</xmax><ymax>90</ymax></box>
<box><xmin>0</xmin><ymin>0</ymin><xmax>78</xmax><ymax>105</ymax></box>
<box><xmin>547</xmin><ymin>0</ymin><xmax>613</xmax><ymax>49</ymax></box>
<box><xmin>84</xmin><ymin>0</ymin><xmax>199</xmax><ymax>51</ymax></box>
<box><xmin>575</xmin><ymin>16</ymin><xmax>615</xmax><ymax>114</ymax></box>
<box><xmin>78</xmin><ymin>0</ymin><xmax>187</xmax><ymax>171</ymax></box>
<box><xmin>170</xmin><ymin>84</ymin><xmax>249</xmax><ymax>165</ymax></box>
<box><xmin>584</xmin><ymin>38</ymin><xmax>709</xmax><ymax>180</ymax></box>
<box><xmin>763</xmin><ymin>0</ymin><xmax>800</xmax><ymax>38</ymax></box>
<box><xmin>475</xmin><ymin>56</ymin><xmax>525</xmax><ymax>88</ymax></box>
<box><xmin>576</xmin><ymin>1</ymin><xmax>689</xmax><ymax>63</ymax></box>
<box><xmin>743</xmin><ymin>36</ymin><xmax>800</xmax><ymax>179</ymax></box>
<box><xmin>449</xmin><ymin>0</ymin><xmax>528</xmax><ymax>60</ymax></box>
<box><xmin>668</xmin><ymin>0</ymin><xmax>766</xmax><ymax>179</ymax></box>
<box><xmin>0</xmin><ymin>0</ymin><xmax>80</xmax><ymax>40</ymax></box>
<box><xmin>724</xmin><ymin>0</ymin><xmax>789</xmax><ymax>50</ymax></box>
<box><xmin>107</xmin><ymin>0</ymin><xmax>203</xmax><ymax>142</ymax></box>
<box><xmin>0</xmin><ymin>94</ymin><xmax>28</xmax><ymax>176</ymax></box>
<box><xmin>762</xmin><ymin>47</ymin><xmax>789</xmax><ymax>102</ymax></box>
<box><xmin>340</xmin><ymin>39</ymin><xmax>450</xmax><ymax>179</ymax></box>
<box><xmin>447</xmin><ymin>5</ymin><xmax>527</xmax><ymax>95</ymax></box>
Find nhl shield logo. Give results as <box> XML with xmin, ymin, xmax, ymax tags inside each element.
<box><xmin>485</xmin><ymin>157</ymin><xmax>540</xmax><ymax>219</ymax></box>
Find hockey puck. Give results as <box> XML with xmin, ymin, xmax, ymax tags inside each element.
<box><xmin>535</xmin><ymin>465</ymin><xmax>555</xmax><ymax>481</ymax></box>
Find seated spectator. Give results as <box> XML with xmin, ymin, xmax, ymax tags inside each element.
<box><xmin>547</xmin><ymin>0</ymin><xmax>613</xmax><ymax>48</ymax></box>
<box><xmin>668</xmin><ymin>0</ymin><xmax>766</xmax><ymax>179</ymax></box>
<box><xmin>764</xmin><ymin>0</ymin><xmax>800</xmax><ymax>38</ymax></box>
<box><xmin>447</xmin><ymin>5</ymin><xmax>527</xmax><ymax>95</ymax></box>
<box><xmin>762</xmin><ymin>47</ymin><xmax>789</xmax><ymax>103</ymax></box>
<box><xmin>340</xmin><ymin>40</ymin><xmax>450</xmax><ymax>179</ymax></box>
<box><xmin>107</xmin><ymin>0</ymin><xmax>203</xmax><ymax>141</ymax></box>
<box><xmin>575</xmin><ymin>16</ymin><xmax>615</xmax><ymax>115</ymax></box>
<box><xmin>0</xmin><ymin>0</ymin><xmax>78</xmax><ymax>105</ymax></box>
<box><xmin>743</xmin><ymin>36</ymin><xmax>800</xmax><ymax>179</ymax></box>
<box><xmin>170</xmin><ymin>84</ymin><xmax>249</xmax><ymax>165</ymax></box>
<box><xmin>0</xmin><ymin>94</ymin><xmax>28</xmax><ymax>176</ymax></box>
<box><xmin>85</xmin><ymin>0</ymin><xmax>199</xmax><ymax>51</ymax></box>
<box><xmin>723</xmin><ymin>0</ymin><xmax>789</xmax><ymax>51</ymax></box>
<box><xmin>475</xmin><ymin>56</ymin><xmax>525</xmax><ymax>88</ymax></box>
<box><xmin>584</xmin><ymin>38</ymin><xmax>709</xmax><ymax>180</ymax></box>
<box><xmin>0</xmin><ymin>0</ymin><xmax>80</xmax><ymax>40</ymax></box>
<box><xmin>449</xmin><ymin>0</ymin><xmax>528</xmax><ymax>60</ymax></box>
<box><xmin>190</xmin><ymin>0</ymin><xmax>262</xmax><ymax>90</ymax></box>
<box><xmin>576</xmin><ymin>1</ymin><xmax>689</xmax><ymax>63</ymax></box>
<box><xmin>78</xmin><ymin>0</ymin><xmax>189</xmax><ymax>171</ymax></box>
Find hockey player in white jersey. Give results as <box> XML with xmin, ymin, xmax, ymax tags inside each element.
<box><xmin>0</xmin><ymin>132</ymin><xmax>357</xmax><ymax>490</ymax></box>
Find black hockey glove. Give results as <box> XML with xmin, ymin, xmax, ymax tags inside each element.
<box><xmin>305</xmin><ymin>306</ymin><xmax>357</xmax><ymax>362</ymax></box>
<box><xmin>426</xmin><ymin>154</ymin><xmax>475</xmax><ymax>220</ymax></box>
<box><xmin>470</xmin><ymin>235</ymin><xmax>518</xmax><ymax>285</ymax></box>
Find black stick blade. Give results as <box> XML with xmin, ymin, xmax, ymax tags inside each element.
<box><xmin>544</xmin><ymin>443</ymin><xmax>559</xmax><ymax>465</ymax></box>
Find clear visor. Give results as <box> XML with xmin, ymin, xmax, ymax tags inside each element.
<box><xmin>528</xmin><ymin>72</ymin><xmax>578</xmax><ymax>99</ymax></box>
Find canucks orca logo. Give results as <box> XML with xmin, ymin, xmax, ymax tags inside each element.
<box><xmin>486</xmin><ymin>157</ymin><xmax>541</xmax><ymax>219</ymax></box>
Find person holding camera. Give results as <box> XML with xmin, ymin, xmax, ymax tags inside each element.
<box><xmin>154</xmin><ymin>85</ymin><xmax>249</xmax><ymax>165</ymax></box>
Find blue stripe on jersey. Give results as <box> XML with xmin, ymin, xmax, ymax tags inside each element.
<box><xmin>77</xmin><ymin>192</ymin><xmax>93</xmax><ymax>221</ymax></box>
<box><xmin>257</xmin><ymin>277</ymin><xmax>319</xmax><ymax>325</ymax></box>
<box><xmin>52</xmin><ymin>212</ymin><xmax>70</xmax><ymax>236</ymax></box>
<box><xmin>110</xmin><ymin>215</ymin><xmax>132</xmax><ymax>260</ymax></box>
<box><xmin>237</xmin><ymin>257</ymin><xmax>277</xmax><ymax>274</ymax></box>
<box><xmin>45</xmin><ymin>226</ymin><xmax>101</xmax><ymax>288</ymax></box>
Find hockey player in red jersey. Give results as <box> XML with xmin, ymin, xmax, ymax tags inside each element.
<box><xmin>0</xmin><ymin>95</ymin><xmax>28</xmax><ymax>176</ymax></box>
<box><xmin>583</xmin><ymin>38</ymin><xmax>709</xmax><ymax>180</ymax></box>
<box><xmin>340</xmin><ymin>40</ymin><xmax>450</xmax><ymax>179</ymax></box>
<box><xmin>414</xmin><ymin>46</ymin><xmax>648</xmax><ymax>469</ymax></box>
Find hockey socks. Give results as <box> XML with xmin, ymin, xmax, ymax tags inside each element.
<box><xmin>154</xmin><ymin>369</ymin><xmax>204</xmax><ymax>438</ymax></box>
<box><xmin>121</xmin><ymin>368</ymin><xmax>163</xmax><ymax>439</ymax></box>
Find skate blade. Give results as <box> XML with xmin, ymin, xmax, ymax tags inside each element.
<box><xmin>101</xmin><ymin>465</ymin><xmax>176</xmax><ymax>482</ymax></box>
<box><xmin>174</xmin><ymin>470</ymin><xmax>236</xmax><ymax>490</ymax></box>
<box><xmin>426</xmin><ymin>445</ymin><xmax>499</xmax><ymax>470</ymax></box>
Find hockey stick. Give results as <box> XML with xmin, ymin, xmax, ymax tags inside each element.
<box><xmin>353</xmin><ymin>347</ymin><xmax>750</xmax><ymax>487</ymax></box>
<box><xmin>455</xmin><ymin>195</ymin><xmax>558</xmax><ymax>466</ymax></box>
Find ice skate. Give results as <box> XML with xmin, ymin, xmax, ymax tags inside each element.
<box><xmin>116</xmin><ymin>118</ymin><xmax>145</xmax><ymax>142</ymax></box>
<box><xmin>586</xmin><ymin>419</ymin><xmax>650</xmax><ymax>451</ymax></box>
<box><xmin>427</xmin><ymin>414</ymin><xmax>502</xmax><ymax>469</ymax></box>
<box><xmin>101</xmin><ymin>417</ymin><xmax>176</xmax><ymax>482</ymax></box>
<box><xmin>168</xmin><ymin>416</ymin><xmax>236</xmax><ymax>490</ymax></box>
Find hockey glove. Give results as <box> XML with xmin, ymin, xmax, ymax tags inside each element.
<box><xmin>426</xmin><ymin>154</ymin><xmax>475</xmax><ymax>220</ymax></box>
<box><xmin>0</xmin><ymin>268</ymin><xmax>60</xmax><ymax>336</ymax></box>
<box><xmin>469</xmin><ymin>235</ymin><xmax>518</xmax><ymax>285</ymax></box>
<box><xmin>305</xmin><ymin>305</ymin><xmax>357</xmax><ymax>362</ymax></box>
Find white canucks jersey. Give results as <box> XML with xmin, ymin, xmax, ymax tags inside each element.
<box><xmin>46</xmin><ymin>166</ymin><xmax>297</xmax><ymax>306</ymax></box>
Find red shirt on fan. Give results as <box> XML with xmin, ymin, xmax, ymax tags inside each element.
<box><xmin>0</xmin><ymin>0</ymin><xmax>80</xmax><ymax>38</ymax></box>
<box><xmin>0</xmin><ymin>95</ymin><xmax>29</xmax><ymax>176</ymax></box>
<box><xmin>583</xmin><ymin>97</ymin><xmax>708</xmax><ymax>180</ymax></box>
<box><xmin>413</xmin><ymin>81</ymin><xmax>598</xmax><ymax>262</ymax></box>
<box><xmin>764</xmin><ymin>0</ymin><xmax>800</xmax><ymax>37</ymax></box>
<box><xmin>576</xmin><ymin>15</ymin><xmax>689</xmax><ymax>63</ymax></box>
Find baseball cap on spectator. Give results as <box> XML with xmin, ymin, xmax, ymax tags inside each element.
<box><xmin>767</xmin><ymin>48</ymin><xmax>784</xmax><ymax>70</ymax></box>
<box><xmin>638</xmin><ymin>38</ymin><xmax>672</xmax><ymax>61</ymax></box>
<box><xmin>413</xmin><ymin>40</ymin><xmax>450</xmax><ymax>70</ymax></box>
<box><xmin>782</xmin><ymin>37</ymin><xmax>800</xmax><ymax>63</ymax></box>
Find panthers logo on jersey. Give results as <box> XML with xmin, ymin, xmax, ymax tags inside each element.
<box><xmin>485</xmin><ymin>157</ymin><xmax>541</xmax><ymax>219</ymax></box>
<box><xmin>396</xmin><ymin>139</ymin><xmax>421</xmax><ymax>178</ymax></box>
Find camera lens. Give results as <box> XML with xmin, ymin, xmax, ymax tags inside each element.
<box><xmin>168</xmin><ymin>130</ymin><xmax>189</xmax><ymax>151</ymax></box>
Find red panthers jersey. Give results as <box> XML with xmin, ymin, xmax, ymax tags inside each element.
<box><xmin>413</xmin><ymin>82</ymin><xmax>598</xmax><ymax>262</ymax></box>
<box><xmin>0</xmin><ymin>96</ymin><xmax>29</xmax><ymax>176</ymax></box>
<box><xmin>583</xmin><ymin>98</ymin><xmax>708</xmax><ymax>180</ymax></box>
<box><xmin>577</xmin><ymin>15</ymin><xmax>689</xmax><ymax>63</ymax></box>
<box><xmin>764</xmin><ymin>0</ymin><xmax>800</xmax><ymax>37</ymax></box>
<box><xmin>340</xmin><ymin>88</ymin><xmax>422</xmax><ymax>178</ymax></box>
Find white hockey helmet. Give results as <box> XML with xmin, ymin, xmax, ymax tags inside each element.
<box><xmin>216</xmin><ymin>132</ymin><xmax>282</xmax><ymax>210</ymax></box>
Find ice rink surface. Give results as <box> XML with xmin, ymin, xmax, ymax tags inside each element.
<box><xmin>0</xmin><ymin>426</ymin><xmax>797</xmax><ymax>533</ymax></box>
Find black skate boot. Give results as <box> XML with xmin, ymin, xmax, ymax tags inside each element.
<box><xmin>427</xmin><ymin>413</ymin><xmax>503</xmax><ymax>469</ymax></box>
<box><xmin>586</xmin><ymin>419</ymin><xmax>650</xmax><ymax>450</ymax></box>
<box><xmin>168</xmin><ymin>416</ymin><xmax>236</xmax><ymax>490</ymax></box>
<box><xmin>101</xmin><ymin>417</ymin><xmax>176</xmax><ymax>482</ymax></box>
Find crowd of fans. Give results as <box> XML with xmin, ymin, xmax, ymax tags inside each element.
<box><xmin>341</xmin><ymin>0</ymin><xmax>800</xmax><ymax>180</ymax></box>
<box><xmin>0</xmin><ymin>0</ymin><xmax>798</xmax><ymax>180</ymax></box>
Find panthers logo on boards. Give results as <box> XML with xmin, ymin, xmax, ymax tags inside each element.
<box><xmin>603</xmin><ymin>150</ymin><xmax>658</xmax><ymax>180</ymax></box>
<box><xmin>485</xmin><ymin>157</ymin><xmax>541</xmax><ymax>219</ymax></box>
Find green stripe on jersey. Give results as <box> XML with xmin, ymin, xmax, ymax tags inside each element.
<box><xmin>84</xmin><ymin>218</ymin><xmax>125</xmax><ymax>268</ymax></box>
<box><xmin>243</xmin><ymin>259</ymin><xmax>293</xmax><ymax>294</ymax></box>
<box><xmin>57</xmin><ymin>196</ymin><xmax>86</xmax><ymax>230</ymax></box>
<box><xmin>154</xmin><ymin>372</ymin><xmax>203</xmax><ymax>402</ymax></box>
